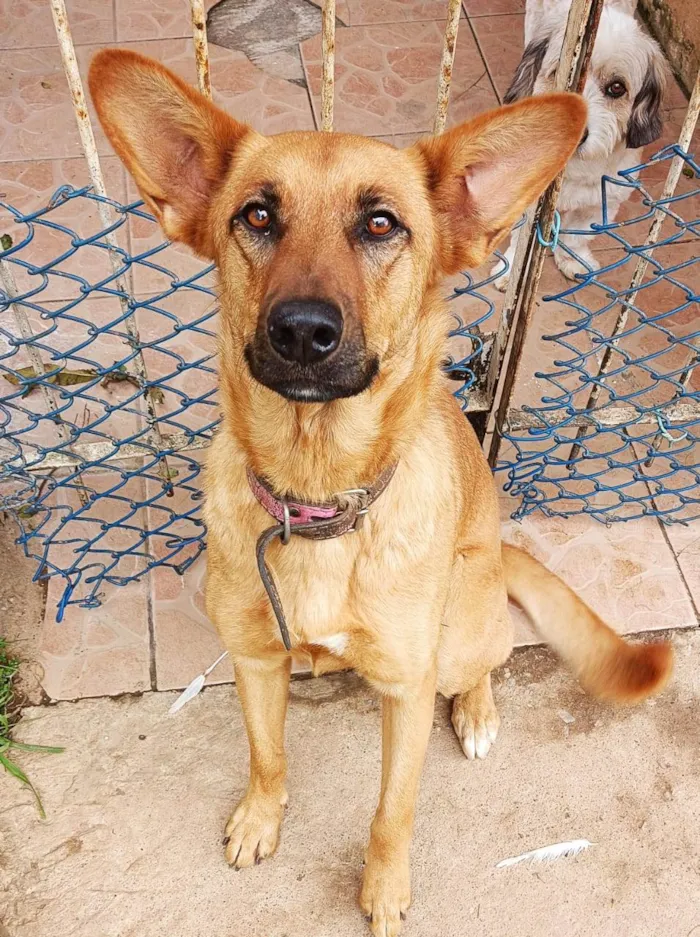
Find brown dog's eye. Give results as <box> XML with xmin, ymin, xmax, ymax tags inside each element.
<box><xmin>605</xmin><ymin>80</ymin><xmax>627</xmax><ymax>99</ymax></box>
<box><xmin>242</xmin><ymin>204</ymin><xmax>272</xmax><ymax>230</ymax></box>
<box><xmin>366</xmin><ymin>213</ymin><xmax>396</xmax><ymax>238</ymax></box>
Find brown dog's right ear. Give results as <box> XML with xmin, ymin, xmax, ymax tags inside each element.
<box><xmin>415</xmin><ymin>93</ymin><xmax>587</xmax><ymax>273</ymax></box>
<box><xmin>89</xmin><ymin>49</ymin><xmax>253</xmax><ymax>256</ymax></box>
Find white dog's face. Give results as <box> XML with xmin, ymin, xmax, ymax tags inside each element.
<box><xmin>505</xmin><ymin>4</ymin><xmax>666</xmax><ymax>161</ymax></box>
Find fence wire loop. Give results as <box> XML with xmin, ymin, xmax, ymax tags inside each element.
<box><xmin>655</xmin><ymin>413</ymin><xmax>689</xmax><ymax>444</ymax></box>
<box><xmin>536</xmin><ymin>210</ymin><xmax>562</xmax><ymax>251</ymax></box>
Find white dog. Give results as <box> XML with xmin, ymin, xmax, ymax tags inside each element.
<box><xmin>493</xmin><ymin>0</ymin><xmax>666</xmax><ymax>287</ymax></box>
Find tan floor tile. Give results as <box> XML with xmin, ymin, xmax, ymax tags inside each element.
<box><xmin>464</xmin><ymin>0</ymin><xmax>525</xmax><ymax>16</ymax></box>
<box><xmin>0</xmin><ymin>39</ymin><xmax>314</xmax><ymax>162</ymax></box>
<box><xmin>500</xmin><ymin>495</ymin><xmax>698</xmax><ymax>645</ymax></box>
<box><xmin>0</xmin><ymin>0</ymin><xmax>114</xmax><ymax>50</ymax></box>
<box><xmin>631</xmin><ymin>435</ymin><xmax>700</xmax><ymax>536</ymax></box>
<box><xmin>38</xmin><ymin>471</ymin><xmax>151</xmax><ymax>699</ymax></box>
<box><xmin>469</xmin><ymin>12</ymin><xmax>522</xmax><ymax>102</ymax></box>
<box><xmin>144</xmin><ymin>456</ymin><xmax>228</xmax><ymax>692</ymax></box>
<box><xmin>149</xmin><ymin>551</ymin><xmax>233</xmax><ymax>692</ymax></box>
<box><xmin>499</xmin><ymin>239</ymin><xmax>699</xmax><ymax>415</ymax></box>
<box><xmin>115</xmin><ymin>0</ymin><xmax>195</xmax><ymax>41</ymax></box>
<box><xmin>345</xmin><ymin>0</ymin><xmax>465</xmax><ymax>26</ymax></box>
<box><xmin>0</xmin><ymin>47</ymin><xmax>99</xmax><ymax>161</ymax></box>
<box><xmin>300</xmin><ymin>20</ymin><xmax>496</xmax><ymax>136</ymax></box>
<box><xmin>107</xmin><ymin>39</ymin><xmax>316</xmax><ymax>134</ymax></box>
<box><xmin>664</xmin><ymin>519</ymin><xmax>700</xmax><ymax>613</ymax></box>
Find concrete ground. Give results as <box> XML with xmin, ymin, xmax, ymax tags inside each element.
<box><xmin>2</xmin><ymin>627</ymin><xmax>700</xmax><ymax>937</ymax></box>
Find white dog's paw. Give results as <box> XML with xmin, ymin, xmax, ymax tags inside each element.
<box><xmin>555</xmin><ymin>250</ymin><xmax>600</xmax><ymax>281</ymax></box>
<box><xmin>491</xmin><ymin>260</ymin><xmax>509</xmax><ymax>292</ymax></box>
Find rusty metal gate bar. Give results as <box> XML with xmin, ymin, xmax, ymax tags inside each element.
<box><xmin>191</xmin><ymin>0</ymin><xmax>212</xmax><ymax>98</ymax></box>
<box><xmin>49</xmin><ymin>0</ymin><xmax>172</xmax><ymax>489</ymax></box>
<box><xmin>485</xmin><ymin>0</ymin><xmax>606</xmax><ymax>465</ymax></box>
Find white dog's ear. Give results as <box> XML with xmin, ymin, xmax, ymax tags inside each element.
<box><xmin>627</xmin><ymin>53</ymin><xmax>666</xmax><ymax>148</ymax></box>
<box><xmin>503</xmin><ymin>38</ymin><xmax>549</xmax><ymax>103</ymax></box>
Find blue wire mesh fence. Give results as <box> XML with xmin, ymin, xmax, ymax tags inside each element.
<box><xmin>0</xmin><ymin>144</ymin><xmax>698</xmax><ymax>618</ymax></box>
<box><xmin>496</xmin><ymin>145</ymin><xmax>699</xmax><ymax>526</ymax></box>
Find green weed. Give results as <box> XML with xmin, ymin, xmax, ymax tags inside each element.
<box><xmin>0</xmin><ymin>638</ymin><xmax>64</xmax><ymax>818</ymax></box>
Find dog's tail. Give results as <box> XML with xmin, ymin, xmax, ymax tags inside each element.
<box><xmin>502</xmin><ymin>544</ymin><xmax>673</xmax><ymax>704</ymax></box>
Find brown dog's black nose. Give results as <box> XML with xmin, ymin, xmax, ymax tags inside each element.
<box><xmin>267</xmin><ymin>301</ymin><xmax>343</xmax><ymax>366</ymax></box>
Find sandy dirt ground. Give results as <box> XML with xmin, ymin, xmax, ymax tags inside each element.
<box><xmin>2</xmin><ymin>629</ymin><xmax>699</xmax><ymax>937</ymax></box>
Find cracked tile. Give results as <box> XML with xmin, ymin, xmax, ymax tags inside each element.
<box><xmin>207</xmin><ymin>0</ymin><xmax>323</xmax><ymax>86</ymax></box>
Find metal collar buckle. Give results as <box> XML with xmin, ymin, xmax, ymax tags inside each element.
<box><xmin>339</xmin><ymin>487</ymin><xmax>371</xmax><ymax>531</ymax></box>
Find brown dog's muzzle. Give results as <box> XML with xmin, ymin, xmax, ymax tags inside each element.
<box><xmin>244</xmin><ymin>298</ymin><xmax>378</xmax><ymax>403</ymax></box>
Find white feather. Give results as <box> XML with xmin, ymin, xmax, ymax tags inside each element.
<box><xmin>168</xmin><ymin>650</ymin><xmax>230</xmax><ymax>715</ymax></box>
<box><xmin>496</xmin><ymin>839</ymin><xmax>594</xmax><ymax>869</ymax></box>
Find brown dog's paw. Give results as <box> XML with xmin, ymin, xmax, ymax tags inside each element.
<box><xmin>224</xmin><ymin>791</ymin><xmax>287</xmax><ymax>869</ymax></box>
<box><xmin>360</xmin><ymin>856</ymin><xmax>411</xmax><ymax>937</ymax></box>
<box><xmin>451</xmin><ymin>677</ymin><xmax>500</xmax><ymax>760</ymax></box>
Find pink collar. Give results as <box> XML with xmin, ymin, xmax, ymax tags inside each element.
<box><xmin>246</xmin><ymin>468</ymin><xmax>341</xmax><ymax>526</ymax></box>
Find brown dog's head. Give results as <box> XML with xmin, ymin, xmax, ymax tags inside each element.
<box><xmin>89</xmin><ymin>50</ymin><xmax>586</xmax><ymax>405</ymax></box>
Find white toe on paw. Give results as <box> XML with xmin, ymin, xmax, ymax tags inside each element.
<box><xmin>474</xmin><ymin>722</ymin><xmax>492</xmax><ymax>759</ymax></box>
<box><xmin>491</xmin><ymin>267</ymin><xmax>509</xmax><ymax>292</ymax></box>
<box><xmin>556</xmin><ymin>252</ymin><xmax>599</xmax><ymax>281</ymax></box>
<box><xmin>452</xmin><ymin>695</ymin><xmax>500</xmax><ymax>761</ymax></box>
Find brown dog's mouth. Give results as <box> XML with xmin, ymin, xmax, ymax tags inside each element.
<box><xmin>244</xmin><ymin>343</ymin><xmax>379</xmax><ymax>403</ymax></box>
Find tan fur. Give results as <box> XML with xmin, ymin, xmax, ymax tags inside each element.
<box><xmin>90</xmin><ymin>49</ymin><xmax>673</xmax><ymax>937</ymax></box>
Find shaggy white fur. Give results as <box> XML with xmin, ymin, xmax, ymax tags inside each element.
<box><xmin>493</xmin><ymin>0</ymin><xmax>667</xmax><ymax>287</ymax></box>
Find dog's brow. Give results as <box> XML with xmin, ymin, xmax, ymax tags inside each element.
<box><xmin>237</xmin><ymin>183</ymin><xmax>280</xmax><ymax>212</ymax></box>
<box><xmin>259</xmin><ymin>184</ymin><xmax>280</xmax><ymax>209</ymax></box>
<box><xmin>357</xmin><ymin>187</ymin><xmax>395</xmax><ymax>216</ymax></box>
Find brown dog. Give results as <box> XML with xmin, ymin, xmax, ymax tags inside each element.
<box><xmin>89</xmin><ymin>50</ymin><xmax>673</xmax><ymax>937</ymax></box>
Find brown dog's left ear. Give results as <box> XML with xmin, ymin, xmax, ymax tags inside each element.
<box><xmin>89</xmin><ymin>49</ymin><xmax>255</xmax><ymax>256</ymax></box>
<box><xmin>414</xmin><ymin>94</ymin><xmax>587</xmax><ymax>273</ymax></box>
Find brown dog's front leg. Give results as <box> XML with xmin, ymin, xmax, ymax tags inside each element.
<box><xmin>225</xmin><ymin>654</ymin><xmax>291</xmax><ymax>869</ymax></box>
<box><xmin>361</xmin><ymin>666</ymin><xmax>437</xmax><ymax>937</ymax></box>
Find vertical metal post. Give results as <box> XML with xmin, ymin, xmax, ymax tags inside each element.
<box><xmin>190</xmin><ymin>0</ymin><xmax>212</xmax><ymax>99</ymax></box>
<box><xmin>321</xmin><ymin>0</ymin><xmax>336</xmax><ymax>132</ymax></box>
<box><xmin>49</xmin><ymin>0</ymin><xmax>171</xmax><ymax>484</ymax></box>
<box><xmin>486</xmin><ymin>0</ymin><xmax>605</xmax><ymax>467</ymax></box>
<box><xmin>433</xmin><ymin>0</ymin><xmax>462</xmax><ymax>135</ymax></box>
